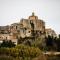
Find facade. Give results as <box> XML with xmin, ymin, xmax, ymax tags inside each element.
<box><xmin>0</xmin><ymin>26</ymin><xmax>10</xmax><ymax>34</ymax></box>
<box><xmin>0</xmin><ymin>12</ymin><xmax>56</xmax><ymax>44</ymax></box>
<box><xmin>0</xmin><ymin>33</ymin><xmax>17</xmax><ymax>45</ymax></box>
<box><xmin>19</xmin><ymin>12</ymin><xmax>45</xmax><ymax>37</ymax></box>
<box><xmin>9</xmin><ymin>12</ymin><xmax>45</xmax><ymax>38</ymax></box>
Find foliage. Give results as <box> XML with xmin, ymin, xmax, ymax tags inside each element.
<box><xmin>45</xmin><ymin>35</ymin><xmax>54</xmax><ymax>46</ymax></box>
<box><xmin>0</xmin><ymin>44</ymin><xmax>42</xmax><ymax>60</ymax></box>
<box><xmin>31</xmin><ymin>37</ymin><xmax>45</xmax><ymax>50</ymax></box>
<box><xmin>45</xmin><ymin>34</ymin><xmax>60</xmax><ymax>51</ymax></box>
<box><xmin>45</xmin><ymin>35</ymin><xmax>56</xmax><ymax>51</ymax></box>
<box><xmin>15</xmin><ymin>44</ymin><xmax>41</xmax><ymax>58</ymax></box>
<box><xmin>56</xmin><ymin>34</ymin><xmax>60</xmax><ymax>51</ymax></box>
<box><xmin>0</xmin><ymin>56</ymin><xmax>14</xmax><ymax>60</ymax></box>
<box><xmin>0</xmin><ymin>40</ymin><xmax>15</xmax><ymax>48</ymax></box>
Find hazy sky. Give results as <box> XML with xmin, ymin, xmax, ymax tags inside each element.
<box><xmin>0</xmin><ymin>0</ymin><xmax>60</xmax><ymax>34</ymax></box>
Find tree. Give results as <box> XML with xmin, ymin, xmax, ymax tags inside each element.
<box><xmin>56</xmin><ymin>34</ymin><xmax>60</xmax><ymax>51</ymax></box>
<box><xmin>0</xmin><ymin>40</ymin><xmax>15</xmax><ymax>48</ymax></box>
<box><xmin>45</xmin><ymin>35</ymin><xmax>54</xmax><ymax>51</ymax></box>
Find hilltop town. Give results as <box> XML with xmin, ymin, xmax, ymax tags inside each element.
<box><xmin>0</xmin><ymin>12</ymin><xmax>56</xmax><ymax>44</ymax></box>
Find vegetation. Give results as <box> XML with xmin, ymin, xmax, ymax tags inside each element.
<box><xmin>0</xmin><ymin>43</ymin><xmax>43</xmax><ymax>60</ymax></box>
<box><xmin>0</xmin><ymin>34</ymin><xmax>60</xmax><ymax>60</ymax></box>
<box><xmin>0</xmin><ymin>40</ymin><xmax>15</xmax><ymax>48</ymax></box>
<box><xmin>45</xmin><ymin>34</ymin><xmax>60</xmax><ymax>51</ymax></box>
<box><xmin>18</xmin><ymin>34</ymin><xmax>60</xmax><ymax>51</ymax></box>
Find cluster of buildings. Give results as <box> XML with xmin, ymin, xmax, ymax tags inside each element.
<box><xmin>0</xmin><ymin>12</ymin><xmax>56</xmax><ymax>44</ymax></box>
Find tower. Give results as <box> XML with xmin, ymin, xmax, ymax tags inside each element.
<box><xmin>29</xmin><ymin>12</ymin><xmax>38</xmax><ymax>20</ymax></box>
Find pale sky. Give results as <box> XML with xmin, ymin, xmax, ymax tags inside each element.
<box><xmin>0</xmin><ymin>0</ymin><xmax>60</xmax><ymax>34</ymax></box>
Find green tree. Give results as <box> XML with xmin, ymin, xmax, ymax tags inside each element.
<box><xmin>1</xmin><ymin>40</ymin><xmax>15</xmax><ymax>48</ymax></box>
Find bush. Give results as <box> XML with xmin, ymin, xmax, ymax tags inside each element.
<box><xmin>0</xmin><ymin>44</ymin><xmax>42</xmax><ymax>60</ymax></box>
<box><xmin>0</xmin><ymin>40</ymin><xmax>15</xmax><ymax>48</ymax></box>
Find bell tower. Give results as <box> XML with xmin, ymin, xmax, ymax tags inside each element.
<box><xmin>29</xmin><ymin>12</ymin><xmax>38</xmax><ymax>20</ymax></box>
<box><xmin>32</xmin><ymin>12</ymin><xmax>35</xmax><ymax>16</ymax></box>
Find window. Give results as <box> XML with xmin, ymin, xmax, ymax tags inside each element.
<box><xmin>16</xmin><ymin>26</ymin><xmax>17</xmax><ymax>29</ymax></box>
<box><xmin>28</xmin><ymin>31</ymin><xmax>30</xmax><ymax>33</ymax></box>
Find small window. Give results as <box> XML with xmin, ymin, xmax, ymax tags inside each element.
<box><xmin>16</xmin><ymin>26</ymin><xmax>17</xmax><ymax>29</ymax></box>
<box><xmin>28</xmin><ymin>31</ymin><xmax>30</xmax><ymax>33</ymax></box>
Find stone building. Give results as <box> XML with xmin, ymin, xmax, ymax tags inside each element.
<box><xmin>45</xmin><ymin>28</ymin><xmax>56</xmax><ymax>37</ymax></box>
<box><xmin>0</xmin><ymin>12</ymin><xmax>56</xmax><ymax>45</ymax></box>
<box><xmin>19</xmin><ymin>12</ymin><xmax>45</xmax><ymax>38</ymax></box>
<box><xmin>9</xmin><ymin>12</ymin><xmax>45</xmax><ymax>39</ymax></box>
<box><xmin>0</xmin><ymin>25</ymin><xmax>18</xmax><ymax>45</ymax></box>
<box><xmin>0</xmin><ymin>26</ymin><xmax>10</xmax><ymax>34</ymax></box>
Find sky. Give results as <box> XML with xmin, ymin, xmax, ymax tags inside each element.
<box><xmin>0</xmin><ymin>0</ymin><xmax>60</xmax><ymax>34</ymax></box>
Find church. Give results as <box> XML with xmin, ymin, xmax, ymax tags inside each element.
<box><xmin>10</xmin><ymin>12</ymin><xmax>45</xmax><ymax>38</ymax></box>
<box><xmin>0</xmin><ymin>12</ymin><xmax>56</xmax><ymax>44</ymax></box>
